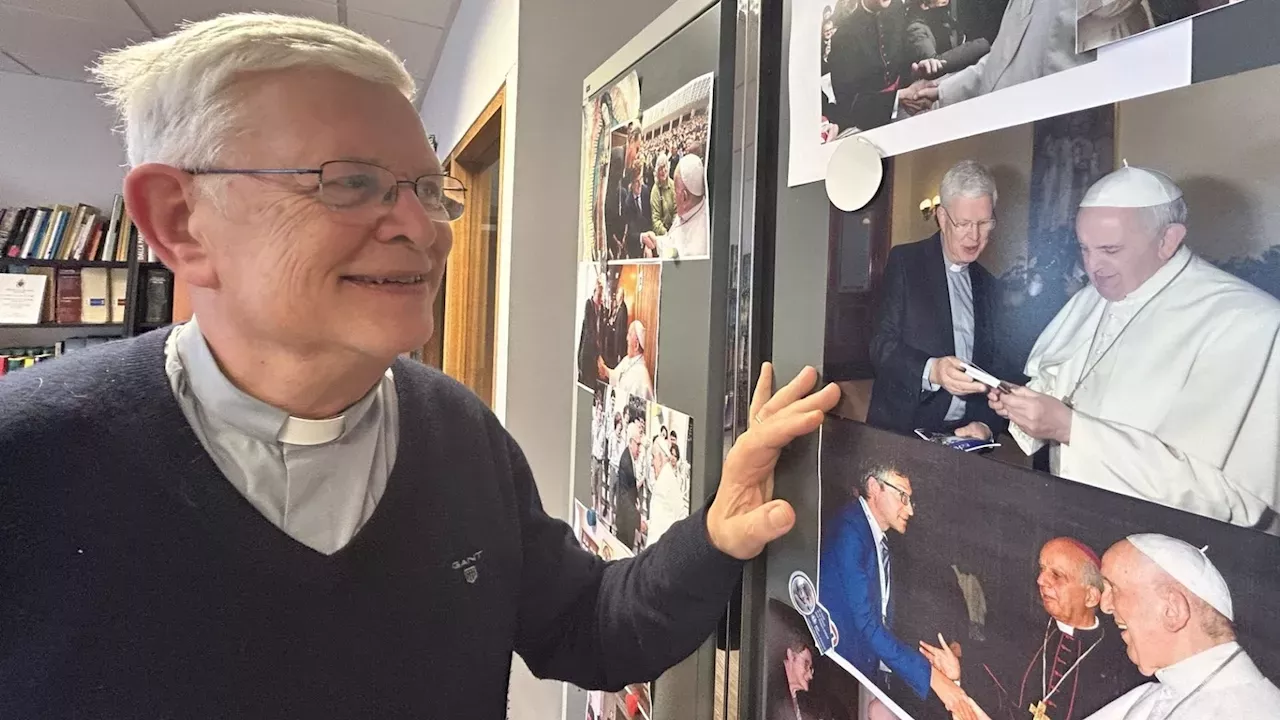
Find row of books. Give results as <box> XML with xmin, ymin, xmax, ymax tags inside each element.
<box><xmin>0</xmin><ymin>265</ymin><xmax>173</xmax><ymax>325</ymax></box>
<box><xmin>0</xmin><ymin>337</ymin><xmax>112</xmax><ymax>375</ymax></box>
<box><xmin>0</xmin><ymin>194</ymin><xmax>157</xmax><ymax>263</ymax></box>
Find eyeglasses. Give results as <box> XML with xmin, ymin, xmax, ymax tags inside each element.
<box><xmin>877</xmin><ymin>476</ymin><xmax>916</xmax><ymax>510</ymax></box>
<box><xmin>184</xmin><ymin>160</ymin><xmax>467</xmax><ymax>223</ymax></box>
<box><xmin>942</xmin><ymin>211</ymin><xmax>996</xmax><ymax>234</ymax></box>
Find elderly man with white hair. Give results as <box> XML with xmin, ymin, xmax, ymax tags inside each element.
<box><xmin>990</xmin><ymin>163</ymin><xmax>1280</xmax><ymax>535</ymax></box>
<box><xmin>952</xmin><ymin>533</ymin><xmax>1280</xmax><ymax>720</ymax></box>
<box><xmin>0</xmin><ymin>13</ymin><xmax>841</xmax><ymax>717</ymax></box>
<box><xmin>641</xmin><ymin>152</ymin><xmax>710</xmax><ymax>259</ymax></box>
<box><xmin>599</xmin><ymin>319</ymin><xmax>655</xmax><ymax>401</ymax></box>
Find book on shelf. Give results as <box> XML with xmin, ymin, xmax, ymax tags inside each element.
<box><xmin>0</xmin><ymin>337</ymin><xmax>112</xmax><ymax>375</ymax></box>
<box><xmin>0</xmin><ymin>194</ymin><xmax>157</xmax><ymax>264</ymax></box>
<box><xmin>0</xmin><ymin>264</ymin><xmax>131</xmax><ymax>325</ymax></box>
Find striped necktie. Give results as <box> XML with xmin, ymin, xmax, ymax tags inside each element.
<box><xmin>880</xmin><ymin>535</ymin><xmax>892</xmax><ymax>621</ymax></box>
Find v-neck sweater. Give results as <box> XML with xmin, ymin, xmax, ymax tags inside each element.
<box><xmin>0</xmin><ymin>327</ymin><xmax>744</xmax><ymax>719</ymax></box>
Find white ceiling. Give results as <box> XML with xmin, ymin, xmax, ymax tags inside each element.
<box><xmin>0</xmin><ymin>0</ymin><xmax>459</xmax><ymax>102</ymax></box>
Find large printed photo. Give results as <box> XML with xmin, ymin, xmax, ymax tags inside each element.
<box><xmin>809</xmin><ymin>59</ymin><xmax>1280</xmax><ymax>720</ymax></box>
<box><xmin>813</xmin><ymin>418</ymin><xmax>1280</xmax><ymax>720</ymax></box>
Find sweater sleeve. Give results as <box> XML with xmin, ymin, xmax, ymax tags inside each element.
<box><xmin>505</xmin><ymin>433</ymin><xmax>743</xmax><ymax>690</ymax></box>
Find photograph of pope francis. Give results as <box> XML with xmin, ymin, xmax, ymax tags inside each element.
<box><xmin>822</xmin><ymin>63</ymin><xmax>1280</xmax><ymax>537</ymax></box>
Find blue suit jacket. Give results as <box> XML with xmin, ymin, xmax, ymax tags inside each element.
<box><xmin>819</xmin><ymin>501</ymin><xmax>931</xmax><ymax>699</ymax></box>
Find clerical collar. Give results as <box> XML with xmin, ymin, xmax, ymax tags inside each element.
<box><xmin>1113</xmin><ymin>245</ymin><xmax>1192</xmax><ymax>307</ymax></box>
<box><xmin>173</xmin><ymin>316</ymin><xmax>380</xmax><ymax>446</ymax></box>
<box><xmin>1055</xmin><ymin>616</ymin><xmax>1100</xmax><ymax>636</ymax></box>
<box><xmin>1155</xmin><ymin>641</ymin><xmax>1241</xmax><ymax>691</ymax></box>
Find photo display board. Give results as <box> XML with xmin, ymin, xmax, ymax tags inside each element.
<box><xmin>568</xmin><ymin>4</ymin><xmax>734</xmax><ymax>720</ymax></box>
<box><xmin>759</xmin><ymin>1</ymin><xmax>1280</xmax><ymax>720</ymax></box>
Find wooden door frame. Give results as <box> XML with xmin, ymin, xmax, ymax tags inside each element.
<box><xmin>428</xmin><ymin>85</ymin><xmax>506</xmax><ymax>406</ymax></box>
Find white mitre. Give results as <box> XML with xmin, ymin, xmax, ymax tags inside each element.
<box><xmin>1079</xmin><ymin>160</ymin><xmax>1183</xmax><ymax>208</ymax></box>
<box><xmin>1128</xmin><ymin>533</ymin><xmax>1234</xmax><ymax>621</ymax></box>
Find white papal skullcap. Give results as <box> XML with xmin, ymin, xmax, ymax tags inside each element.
<box><xmin>676</xmin><ymin>153</ymin><xmax>706</xmax><ymax>197</ymax></box>
<box><xmin>1079</xmin><ymin>160</ymin><xmax>1183</xmax><ymax>209</ymax></box>
<box><xmin>1128</xmin><ymin>533</ymin><xmax>1233</xmax><ymax>621</ymax></box>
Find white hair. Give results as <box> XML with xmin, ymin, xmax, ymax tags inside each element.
<box><xmin>89</xmin><ymin>12</ymin><xmax>416</xmax><ymax>169</ymax></box>
<box><xmin>939</xmin><ymin>159</ymin><xmax>998</xmax><ymax>209</ymax></box>
<box><xmin>1140</xmin><ymin>197</ymin><xmax>1188</xmax><ymax>237</ymax></box>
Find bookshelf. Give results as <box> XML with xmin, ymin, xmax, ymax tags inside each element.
<box><xmin>0</xmin><ymin>196</ymin><xmax>175</xmax><ymax>374</ymax></box>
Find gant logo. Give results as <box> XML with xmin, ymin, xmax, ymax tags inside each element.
<box><xmin>452</xmin><ymin>550</ymin><xmax>484</xmax><ymax>584</ymax></box>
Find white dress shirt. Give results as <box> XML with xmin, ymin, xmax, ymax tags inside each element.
<box><xmin>163</xmin><ymin>317</ymin><xmax>399</xmax><ymax>555</ymax></box>
<box><xmin>923</xmin><ymin>258</ymin><xmax>975</xmax><ymax>423</ymax></box>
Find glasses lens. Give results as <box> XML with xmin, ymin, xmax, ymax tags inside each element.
<box><xmin>416</xmin><ymin>175</ymin><xmax>467</xmax><ymax>221</ymax></box>
<box><xmin>319</xmin><ymin>161</ymin><xmax>394</xmax><ymax>208</ymax></box>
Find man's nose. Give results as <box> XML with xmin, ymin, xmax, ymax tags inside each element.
<box><xmin>1100</xmin><ymin>586</ymin><xmax>1115</xmax><ymax>615</ymax></box>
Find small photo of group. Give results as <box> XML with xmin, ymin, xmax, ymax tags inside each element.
<box><xmin>587</xmin><ymin>381</ymin><xmax>695</xmax><ymax>554</ymax></box>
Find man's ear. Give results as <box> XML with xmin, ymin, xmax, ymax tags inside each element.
<box><xmin>123</xmin><ymin>163</ymin><xmax>220</xmax><ymax>290</ymax></box>
<box><xmin>1158</xmin><ymin>585</ymin><xmax>1192</xmax><ymax>633</ymax></box>
<box><xmin>1085</xmin><ymin>585</ymin><xmax>1103</xmax><ymax>610</ymax></box>
<box><xmin>1157</xmin><ymin>222</ymin><xmax>1187</xmax><ymax>261</ymax></box>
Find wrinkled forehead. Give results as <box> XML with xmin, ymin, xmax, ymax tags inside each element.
<box><xmin>1076</xmin><ymin>205</ymin><xmax>1151</xmax><ymax>245</ymax></box>
<box><xmin>223</xmin><ymin>66</ymin><xmax>439</xmax><ymax>176</ymax></box>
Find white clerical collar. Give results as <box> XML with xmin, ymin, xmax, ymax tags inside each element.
<box><xmin>1055</xmin><ymin>616</ymin><xmax>1100</xmax><ymax>636</ymax></box>
<box><xmin>174</xmin><ymin>316</ymin><xmax>380</xmax><ymax>446</ymax></box>
<box><xmin>1154</xmin><ymin>641</ymin><xmax>1241</xmax><ymax>691</ymax></box>
<box><xmin>1114</xmin><ymin>245</ymin><xmax>1192</xmax><ymax>307</ymax></box>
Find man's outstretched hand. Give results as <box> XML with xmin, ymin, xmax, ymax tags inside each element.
<box><xmin>706</xmin><ymin>363</ymin><xmax>840</xmax><ymax>560</ymax></box>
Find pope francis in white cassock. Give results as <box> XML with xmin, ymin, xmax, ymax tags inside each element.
<box><xmin>992</xmin><ymin>164</ymin><xmax>1280</xmax><ymax>535</ymax></box>
<box><xmin>953</xmin><ymin>533</ymin><xmax>1280</xmax><ymax>720</ymax></box>
<box><xmin>641</xmin><ymin>153</ymin><xmax>709</xmax><ymax>260</ymax></box>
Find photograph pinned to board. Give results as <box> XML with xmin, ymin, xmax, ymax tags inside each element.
<box><xmin>586</xmin><ymin>382</ymin><xmax>693</xmax><ymax>553</ymax></box>
<box><xmin>789</xmin><ymin>0</ymin><xmax>1201</xmax><ymax>186</ymax></box>
<box><xmin>599</xmin><ymin>71</ymin><xmax>713</xmax><ymax>263</ymax></box>
<box><xmin>581</xmin><ymin>70</ymin><xmax>642</xmax><ymax>263</ymax></box>
<box><xmin>1077</xmin><ymin>0</ymin><xmax>1244</xmax><ymax>53</ymax></box>
<box><xmin>814</xmin><ymin>416</ymin><xmax>1280</xmax><ymax>720</ymax></box>
<box><xmin>806</xmin><ymin>0</ymin><xmax>1094</xmax><ymax>144</ymax></box>
<box><xmin>763</xmin><ymin>597</ymin><xmax>864</xmax><ymax>720</ymax></box>
<box><xmin>571</xmin><ymin>499</ymin><xmax>655</xmax><ymax>720</ymax></box>
<box><xmin>639</xmin><ymin>399</ymin><xmax>693</xmax><ymax>549</ymax></box>
<box><xmin>821</xmin><ymin>60</ymin><xmax>1280</xmax><ymax>535</ymax></box>
<box><xmin>574</xmin><ymin>261</ymin><xmax>661</xmax><ymax>399</ymax></box>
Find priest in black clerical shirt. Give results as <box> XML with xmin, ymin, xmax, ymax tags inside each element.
<box><xmin>929</xmin><ymin>538</ymin><xmax>1140</xmax><ymax>720</ymax></box>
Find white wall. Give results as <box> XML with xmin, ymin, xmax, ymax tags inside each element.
<box><xmin>0</xmin><ymin>72</ymin><xmax>126</xmax><ymax>211</ymax></box>
<box><xmin>419</xmin><ymin>0</ymin><xmax>519</xmax><ymax>159</ymax></box>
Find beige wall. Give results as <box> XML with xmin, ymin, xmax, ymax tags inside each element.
<box><xmin>1117</xmin><ymin>64</ymin><xmax>1280</xmax><ymax>262</ymax></box>
<box><xmin>889</xmin><ymin>122</ymin><xmax>1034</xmax><ymax>277</ymax></box>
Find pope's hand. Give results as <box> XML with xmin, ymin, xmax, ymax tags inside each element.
<box><xmin>706</xmin><ymin>363</ymin><xmax>840</xmax><ymax>560</ymax></box>
<box><xmin>989</xmin><ymin>385</ymin><xmax>1072</xmax><ymax>444</ymax></box>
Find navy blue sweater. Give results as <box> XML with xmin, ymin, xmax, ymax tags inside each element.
<box><xmin>0</xmin><ymin>328</ymin><xmax>743</xmax><ymax>719</ymax></box>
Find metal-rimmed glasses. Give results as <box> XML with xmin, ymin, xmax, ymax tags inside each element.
<box><xmin>184</xmin><ymin>159</ymin><xmax>467</xmax><ymax>223</ymax></box>
<box><xmin>878</xmin><ymin>476</ymin><xmax>916</xmax><ymax>511</ymax></box>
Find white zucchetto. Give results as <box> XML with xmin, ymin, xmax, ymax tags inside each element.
<box><xmin>1128</xmin><ymin>533</ymin><xmax>1234</xmax><ymax>621</ymax></box>
<box><xmin>1079</xmin><ymin>161</ymin><xmax>1183</xmax><ymax>209</ymax></box>
<box><xmin>675</xmin><ymin>153</ymin><xmax>706</xmax><ymax>197</ymax></box>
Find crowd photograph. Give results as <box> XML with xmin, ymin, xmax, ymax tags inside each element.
<box><xmin>599</xmin><ymin>73</ymin><xmax>713</xmax><ymax>262</ymax></box>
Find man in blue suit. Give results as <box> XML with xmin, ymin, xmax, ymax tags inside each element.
<box><xmin>819</xmin><ymin>464</ymin><xmax>969</xmax><ymax>714</ymax></box>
